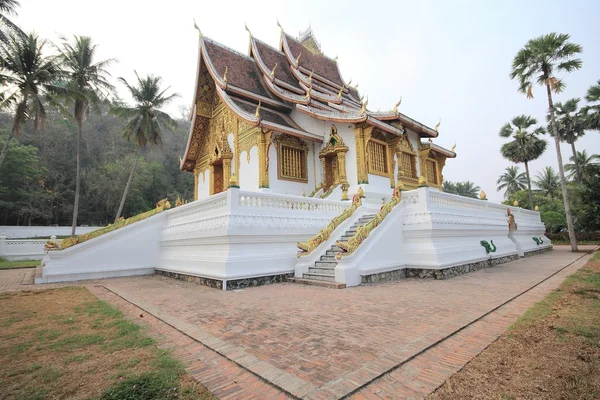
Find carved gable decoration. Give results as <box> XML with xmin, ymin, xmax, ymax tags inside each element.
<box><xmin>397</xmin><ymin>133</ymin><xmax>415</xmax><ymax>154</ymax></box>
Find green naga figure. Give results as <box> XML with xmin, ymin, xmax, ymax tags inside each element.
<box><xmin>480</xmin><ymin>240</ymin><xmax>497</xmax><ymax>254</ymax></box>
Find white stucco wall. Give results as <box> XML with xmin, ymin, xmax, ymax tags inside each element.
<box><xmin>267</xmin><ymin>135</ymin><xmax>318</xmax><ymax>196</ymax></box>
<box><xmin>197</xmin><ymin>168</ymin><xmax>210</xmax><ymax>200</ymax></box>
<box><xmin>239</xmin><ymin>146</ymin><xmax>259</xmax><ymax>192</ymax></box>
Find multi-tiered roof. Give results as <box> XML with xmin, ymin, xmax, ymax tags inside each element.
<box><xmin>181</xmin><ymin>24</ymin><xmax>442</xmax><ymax>171</ymax></box>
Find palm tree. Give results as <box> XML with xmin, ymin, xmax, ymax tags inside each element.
<box><xmin>510</xmin><ymin>32</ymin><xmax>582</xmax><ymax>252</ymax></box>
<box><xmin>454</xmin><ymin>181</ymin><xmax>481</xmax><ymax>198</ymax></box>
<box><xmin>442</xmin><ymin>181</ymin><xmax>456</xmax><ymax>193</ymax></box>
<box><xmin>54</xmin><ymin>36</ymin><xmax>115</xmax><ymax>236</ymax></box>
<box><xmin>499</xmin><ymin>115</ymin><xmax>547</xmax><ymax>209</ymax></box>
<box><xmin>583</xmin><ymin>80</ymin><xmax>600</xmax><ymax>131</ymax></box>
<box><xmin>565</xmin><ymin>150</ymin><xmax>600</xmax><ymax>182</ymax></box>
<box><xmin>496</xmin><ymin>165</ymin><xmax>527</xmax><ymax>199</ymax></box>
<box><xmin>534</xmin><ymin>166</ymin><xmax>560</xmax><ymax>199</ymax></box>
<box><xmin>112</xmin><ymin>72</ymin><xmax>178</xmax><ymax>222</ymax></box>
<box><xmin>0</xmin><ymin>0</ymin><xmax>24</xmax><ymax>43</ymax></box>
<box><xmin>0</xmin><ymin>33</ymin><xmax>59</xmax><ymax>168</ymax></box>
<box><xmin>551</xmin><ymin>98</ymin><xmax>586</xmax><ymax>183</ymax></box>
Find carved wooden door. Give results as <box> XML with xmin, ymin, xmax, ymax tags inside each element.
<box><xmin>324</xmin><ymin>157</ymin><xmax>334</xmax><ymax>191</ymax></box>
<box><xmin>213</xmin><ymin>165</ymin><xmax>223</xmax><ymax>194</ymax></box>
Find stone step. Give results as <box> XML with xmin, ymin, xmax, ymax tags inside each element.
<box><xmin>320</xmin><ymin>255</ymin><xmax>337</xmax><ymax>261</ymax></box>
<box><xmin>287</xmin><ymin>277</ymin><xmax>346</xmax><ymax>289</ymax></box>
<box><xmin>308</xmin><ymin>266</ymin><xmax>335</xmax><ymax>274</ymax></box>
<box><xmin>303</xmin><ymin>272</ymin><xmax>336</xmax><ymax>282</ymax></box>
<box><xmin>340</xmin><ymin>235</ymin><xmax>354</xmax><ymax>241</ymax></box>
<box><xmin>326</xmin><ymin>250</ymin><xmax>339</xmax><ymax>256</ymax></box>
<box><xmin>329</xmin><ymin>245</ymin><xmax>342</xmax><ymax>252</ymax></box>
<box><xmin>315</xmin><ymin>261</ymin><xmax>337</xmax><ymax>268</ymax></box>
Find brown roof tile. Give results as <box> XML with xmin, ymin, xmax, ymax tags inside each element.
<box><xmin>230</xmin><ymin>96</ymin><xmax>305</xmax><ymax>132</ymax></box>
<box><xmin>284</xmin><ymin>34</ymin><xmax>344</xmax><ymax>87</ymax></box>
<box><xmin>203</xmin><ymin>38</ymin><xmax>273</xmax><ymax>99</ymax></box>
<box><xmin>253</xmin><ymin>40</ymin><xmax>301</xmax><ymax>90</ymax></box>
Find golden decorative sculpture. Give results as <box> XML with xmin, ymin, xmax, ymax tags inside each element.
<box><xmin>507</xmin><ymin>208</ymin><xmax>518</xmax><ymax>232</ymax></box>
<box><xmin>270</xmin><ymin>62</ymin><xmax>278</xmax><ymax>77</ymax></box>
<box><xmin>228</xmin><ymin>174</ymin><xmax>239</xmax><ymax>188</ymax></box>
<box><xmin>346</xmin><ymin>78</ymin><xmax>352</xmax><ymax>87</ymax></box>
<box><xmin>337</xmin><ymin>86</ymin><xmax>344</xmax><ymax>99</ymax></box>
<box><xmin>479</xmin><ymin>190</ymin><xmax>487</xmax><ymax>200</ymax></box>
<box><xmin>360</xmin><ymin>97</ymin><xmax>368</xmax><ymax>114</ymax></box>
<box><xmin>222</xmin><ymin>66</ymin><xmax>228</xmax><ymax>83</ymax></box>
<box><xmin>451</xmin><ymin>142</ymin><xmax>456</xmax><ymax>152</ymax></box>
<box><xmin>276</xmin><ymin>19</ymin><xmax>283</xmax><ymax>32</ymax></box>
<box><xmin>336</xmin><ymin>183</ymin><xmax>402</xmax><ymax>259</ymax></box>
<box><xmin>44</xmin><ymin>240</ymin><xmax>60</xmax><ymax>251</ymax></box>
<box><xmin>392</xmin><ymin>97</ymin><xmax>402</xmax><ymax>113</ymax></box>
<box><xmin>297</xmin><ymin>188</ymin><xmax>363</xmax><ymax>256</ymax></box>
<box><xmin>535</xmin><ymin>205</ymin><xmax>539</xmax><ymax>211</ymax></box>
<box><xmin>295</xmin><ymin>52</ymin><xmax>302</xmax><ymax>64</ymax></box>
<box><xmin>193</xmin><ymin>19</ymin><xmax>203</xmax><ymax>38</ymax></box>
<box><xmin>254</xmin><ymin>101</ymin><xmax>261</xmax><ymax>119</ymax></box>
<box><xmin>308</xmin><ymin>70</ymin><xmax>314</xmax><ymax>85</ymax></box>
<box><xmin>244</xmin><ymin>22</ymin><xmax>252</xmax><ymax>38</ymax></box>
<box><xmin>333</xmin><ymin>55</ymin><xmax>338</xmax><ymax>62</ymax></box>
<box><xmin>434</xmin><ymin>118</ymin><xmax>441</xmax><ymax>132</ymax></box>
<box><xmin>513</xmin><ymin>200</ymin><xmax>519</xmax><ymax>207</ymax></box>
<box><xmin>418</xmin><ymin>175</ymin><xmax>427</xmax><ymax>186</ymax></box>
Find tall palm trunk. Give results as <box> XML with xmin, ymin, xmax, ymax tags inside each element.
<box><xmin>523</xmin><ymin>161</ymin><xmax>534</xmax><ymax>209</ymax></box>
<box><xmin>71</xmin><ymin>120</ymin><xmax>82</xmax><ymax>236</ymax></box>
<box><xmin>0</xmin><ymin>133</ymin><xmax>13</xmax><ymax>168</ymax></box>
<box><xmin>546</xmin><ymin>82</ymin><xmax>578</xmax><ymax>252</ymax></box>
<box><xmin>570</xmin><ymin>141</ymin><xmax>582</xmax><ymax>184</ymax></box>
<box><xmin>114</xmin><ymin>147</ymin><xmax>142</xmax><ymax>223</ymax></box>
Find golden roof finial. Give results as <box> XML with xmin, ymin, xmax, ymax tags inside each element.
<box><xmin>245</xmin><ymin>22</ymin><xmax>252</xmax><ymax>38</ymax></box>
<box><xmin>223</xmin><ymin>66</ymin><xmax>228</xmax><ymax>83</ymax></box>
<box><xmin>392</xmin><ymin>97</ymin><xmax>402</xmax><ymax>113</ymax></box>
<box><xmin>451</xmin><ymin>142</ymin><xmax>456</xmax><ymax>152</ymax></box>
<box><xmin>308</xmin><ymin>70</ymin><xmax>314</xmax><ymax>85</ymax></box>
<box><xmin>333</xmin><ymin>55</ymin><xmax>338</xmax><ymax>62</ymax></box>
<box><xmin>255</xmin><ymin>101</ymin><xmax>261</xmax><ymax>118</ymax></box>
<box><xmin>479</xmin><ymin>190</ymin><xmax>487</xmax><ymax>200</ymax></box>
<box><xmin>295</xmin><ymin>52</ymin><xmax>302</xmax><ymax>65</ymax></box>
<box><xmin>360</xmin><ymin>96</ymin><xmax>369</xmax><ymax>114</ymax></box>
<box><xmin>228</xmin><ymin>174</ymin><xmax>239</xmax><ymax>188</ymax></box>
<box><xmin>337</xmin><ymin>86</ymin><xmax>344</xmax><ymax>99</ymax></box>
<box><xmin>305</xmin><ymin>90</ymin><xmax>311</xmax><ymax>99</ymax></box>
<box><xmin>276</xmin><ymin>19</ymin><xmax>283</xmax><ymax>33</ymax></box>
<box><xmin>270</xmin><ymin>62</ymin><xmax>278</xmax><ymax>77</ymax></box>
<box><xmin>179</xmin><ymin>156</ymin><xmax>183</xmax><ymax>165</ymax></box>
<box><xmin>346</xmin><ymin>78</ymin><xmax>352</xmax><ymax>87</ymax></box>
<box><xmin>354</xmin><ymin>82</ymin><xmax>359</xmax><ymax>89</ymax></box>
<box><xmin>193</xmin><ymin>19</ymin><xmax>203</xmax><ymax>38</ymax></box>
<box><xmin>434</xmin><ymin>118</ymin><xmax>441</xmax><ymax>132</ymax></box>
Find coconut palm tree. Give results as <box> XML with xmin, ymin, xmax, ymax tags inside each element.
<box><xmin>534</xmin><ymin>166</ymin><xmax>560</xmax><ymax>199</ymax></box>
<box><xmin>551</xmin><ymin>98</ymin><xmax>586</xmax><ymax>183</ymax></box>
<box><xmin>510</xmin><ymin>32</ymin><xmax>582</xmax><ymax>252</ymax></box>
<box><xmin>499</xmin><ymin>115</ymin><xmax>547</xmax><ymax>209</ymax></box>
<box><xmin>496</xmin><ymin>165</ymin><xmax>528</xmax><ymax>199</ymax></box>
<box><xmin>565</xmin><ymin>150</ymin><xmax>600</xmax><ymax>182</ymax></box>
<box><xmin>0</xmin><ymin>33</ymin><xmax>59</xmax><ymax>168</ymax></box>
<box><xmin>454</xmin><ymin>181</ymin><xmax>481</xmax><ymax>198</ymax></box>
<box><xmin>583</xmin><ymin>80</ymin><xmax>600</xmax><ymax>131</ymax></box>
<box><xmin>112</xmin><ymin>72</ymin><xmax>178</xmax><ymax>222</ymax></box>
<box><xmin>54</xmin><ymin>36</ymin><xmax>115</xmax><ymax>236</ymax></box>
<box><xmin>0</xmin><ymin>0</ymin><xmax>24</xmax><ymax>43</ymax></box>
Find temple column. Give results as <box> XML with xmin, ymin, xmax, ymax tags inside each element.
<box><xmin>354</xmin><ymin>126</ymin><xmax>372</xmax><ymax>184</ymax></box>
<box><xmin>193</xmin><ymin>167</ymin><xmax>200</xmax><ymax>201</ymax></box>
<box><xmin>223</xmin><ymin>157</ymin><xmax>232</xmax><ymax>184</ymax></box>
<box><xmin>258</xmin><ymin>130</ymin><xmax>272</xmax><ymax>188</ymax></box>
<box><xmin>208</xmin><ymin>164</ymin><xmax>215</xmax><ymax>195</ymax></box>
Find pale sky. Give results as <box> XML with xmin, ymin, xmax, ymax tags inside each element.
<box><xmin>15</xmin><ymin>0</ymin><xmax>600</xmax><ymax>203</ymax></box>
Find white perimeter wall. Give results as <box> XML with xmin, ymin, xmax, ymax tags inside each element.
<box><xmin>0</xmin><ymin>226</ymin><xmax>102</xmax><ymax>239</ymax></box>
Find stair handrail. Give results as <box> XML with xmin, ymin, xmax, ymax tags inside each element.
<box><xmin>308</xmin><ymin>183</ymin><xmax>323</xmax><ymax>197</ymax></box>
<box><xmin>297</xmin><ymin>187</ymin><xmax>364</xmax><ymax>257</ymax></box>
<box><xmin>336</xmin><ymin>183</ymin><xmax>403</xmax><ymax>259</ymax></box>
<box><xmin>320</xmin><ymin>183</ymin><xmax>340</xmax><ymax>199</ymax></box>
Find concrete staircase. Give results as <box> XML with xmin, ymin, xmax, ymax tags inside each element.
<box><xmin>290</xmin><ymin>214</ymin><xmax>377</xmax><ymax>289</ymax></box>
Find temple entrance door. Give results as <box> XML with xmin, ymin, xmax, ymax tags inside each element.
<box><xmin>323</xmin><ymin>155</ymin><xmax>335</xmax><ymax>192</ymax></box>
<box><xmin>213</xmin><ymin>163</ymin><xmax>224</xmax><ymax>194</ymax></box>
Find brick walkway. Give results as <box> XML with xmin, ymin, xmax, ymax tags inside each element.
<box><xmin>0</xmin><ymin>245</ymin><xmax>597</xmax><ymax>399</ymax></box>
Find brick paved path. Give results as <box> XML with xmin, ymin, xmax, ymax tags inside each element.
<box><xmin>0</xmin><ymin>246</ymin><xmax>597</xmax><ymax>399</ymax></box>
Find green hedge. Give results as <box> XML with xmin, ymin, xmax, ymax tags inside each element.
<box><xmin>545</xmin><ymin>231</ymin><xmax>600</xmax><ymax>241</ymax></box>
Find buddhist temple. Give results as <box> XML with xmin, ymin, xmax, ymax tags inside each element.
<box><xmin>36</xmin><ymin>24</ymin><xmax>552</xmax><ymax>290</ymax></box>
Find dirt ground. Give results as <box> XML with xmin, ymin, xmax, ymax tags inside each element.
<box><xmin>429</xmin><ymin>254</ymin><xmax>600</xmax><ymax>400</ymax></box>
<box><xmin>0</xmin><ymin>287</ymin><xmax>212</xmax><ymax>400</ymax></box>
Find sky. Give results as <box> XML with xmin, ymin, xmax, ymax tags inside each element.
<box><xmin>15</xmin><ymin>0</ymin><xmax>600</xmax><ymax>203</ymax></box>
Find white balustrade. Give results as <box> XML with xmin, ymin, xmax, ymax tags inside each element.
<box><xmin>0</xmin><ymin>234</ymin><xmax>60</xmax><ymax>260</ymax></box>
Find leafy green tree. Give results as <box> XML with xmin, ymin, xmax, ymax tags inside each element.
<box><xmin>53</xmin><ymin>36</ymin><xmax>115</xmax><ymax>236</ymax></box>
<box><xmin>111</xmin><ymin>73</ymin><xmax>178</xmax><ymax>222</ymax></box>
<box><xmin>576</xmin><ymin>165</ymin><xmax>600</xmax><ymax>231</ymax></box>
<box><xmin>551</xmin><ymin>98</ymin><xmax>586</xmax><ymax>183</ymax></box>
<box><xmin>541</xmin><ymin>211</ymin><xmax>566</xmax><ymax>234</ymax></box>
<box><xmin>442</xmin><ymin>180</ymin><xmax>481</xmax><ymax>198</ymax></box>
<box><xmin>499</xmin><ymin>115</ymin><xmax>547</xmax><ymax>209</ymax></box>
<box><xmin>565</xmin><ymin>150</ymin><xmax>599</xmax><ymax>182</ymax></box>
<box><xmin>510</xmin><ymin>32</ymin><xmax>582</xmax><ymax>252</ymax></box>
<box><xmin>534</xmin><ymin>166</ymin><xmax>560</xmax><ymax>199</ymax></box>
<box><xmin>496</xmin><ymin>165</ymin><xmax>527</xmax><ymax>199</ymax></box>
<box><xmin>583</xmin><ymin>80</ymin><xmax>600</xmax><ymax>131</ymax></box>
<box><xmin>0</xmin><ymin>0</ymin><xmax>23</xmax><ymax>43</ymax></box>
<box><xmin>0</xmin><ymin>33</ymin><xmax>59</xmax><ymax>168</ymax></box>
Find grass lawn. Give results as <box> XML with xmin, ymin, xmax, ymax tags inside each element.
<box><xmin>0</xmin><ymin>287</ymin><xmax>215</xmax><ymax>400</ymax></box>
<box><xmin>0</xmin><ymin>259</ymin><xmax>39</xmax><ymax>269</ymax></box>
<box><xmin>429</xmin><ymin>251</ymin><xmax>600</xmax><ymax>399</ymax></box>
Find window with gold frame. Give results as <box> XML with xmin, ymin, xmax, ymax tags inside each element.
<box><xmin>425</xmin><ymin>159</ymin><xmax>438</xmax><ymax>184</ymax></box>
<box><xmin>398</xmin><ymin>151</ymin><xmax>417</xmax><ymax>179</ymax></box>
<box><xmin>275</xmin><ymin>134</ymin><xmax>308</xmax><ymax>182</ymax></box>
<box><xmin>367</xmin><ymin>139</ymin><xmax>388</xmax><ymax>176</ymax></box>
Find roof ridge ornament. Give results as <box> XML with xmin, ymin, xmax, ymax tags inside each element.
<box><xmin>451</xmin><ymin>142</ymin><xmax>456</xmax><ymax>152</ymax></box>
<box><xmin>392</xmin><ymin>97</ymin><xmax>402</xmax><ymax>113</ymax></box>
<box><xmin>346</xmin><ymin>78</ymin><xmax>352</xmax><ymax>87</ymax></box>
<box><xmin>193</xmin><ymin>19</ymin><xmax>203</xmax><ymax>39</ymax></box>
<box><xmin>360</xmin><ymin>97</ymin><xmax>368</xmax><ymax>114</ymax></box>
<box><xmin>308</xmin><ymin>70</ymin><xmax>314</xmax><ymax>85</ymax></box>
<box><xmin>333</xmin><ymin>55</ymin><xmax>338</xmax><ymax>62</ymax></box>
<box><xmin>255</xmin><ymin>101</ymin><xmax>261</xmax><ymax>118</ymax></box>
<box><xmin>270</xmin><ymin>62</ymin><xmax>278</xmax><ymax>77</ymax></box>
<box><xmin>434</xmin><ymin>118</ymin><xmax>441</xmax><ymax>132</ymax></box>
<box><xmin>245</xmin><ymin>22</ymin><xmax>252</xmax><ymax>38</ymax></box>
<box><xmin>223</xmin><ymin>66</ymin><xmax>228</xmax><ymax>83</ymax></box>
<box><xmin>337</xmin><ymin>86</ymin><xmax>344</xmax><ymax>99</ymax></box>
<box><xmin>295</xmin><ymin>51</ymin><xmax>302</xmax><ymax>65</ymax></box>
<box><xmin>277</xmin><ymin>19</ymin><xmax>283</xmax><ymax>33</ymax></box>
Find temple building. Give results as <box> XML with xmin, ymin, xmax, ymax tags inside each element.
<box><xmin>36</xmin><ymin>25</ymin><xmax>551</xmax><ymax>290</ymax></box>
<box><xmin>180</xmin><ymin>25</ymin><xmax>456</xmax><ymax>202</ymax></box>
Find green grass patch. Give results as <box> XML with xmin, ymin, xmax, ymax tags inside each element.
<box><xmin>36</xmin><ymin>328</ymin><xmax>63</xmax><ymax>341</ymax></box>
<box><xmin>76</xmin><ymin>300</ymin><xmax>123</xmax><ymax>319</ymax></box>
<box><xmin>7</xmin><ymin>363</ymin><xmax>42</xmax><ymax>377</ymax></box>
<box><xmin>98</xmin><ymin>371</ymin><xmax>181</xmax><ymax>400</ymax></box>
<box><xmin>13</xmin><ymin>386</ymin><xmax>48</xmax><ymax>400</ymax></box>
<box><xmin>63</xmin><ymin>353</ymin><xmax>91</xmax><ymax>365</ymax></box>
<box><xmin>0</xmin><ymin>259</ymin><xmax>39</xmax><ymax>269</ymax></box>
<box><xmin>51</xmin><ymin>333</ymin><xmax>105</xmax><ymax>350</ymax></box>
<box><xmin>509</xmin><ymin>290</ymin><xmax>562</xmax><ymax>330</ymax></box>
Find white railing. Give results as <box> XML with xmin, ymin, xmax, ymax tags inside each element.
<box><xmin>429</xmin><ymin>191</ymin><xmax>487</xmax><ymax>209</ymax></box>
<box><xmin>238</xmin><ymin>191</ymin><xmax>349</xmax><ymax>213</ymax></box>
<box><xmin>0</xmin><ymin>235</ymin><xmax>61</xmax><ymax>260</ymax></box>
